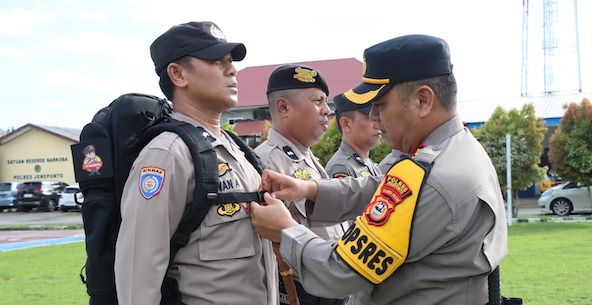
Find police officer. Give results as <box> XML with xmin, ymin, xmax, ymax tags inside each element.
<box><xmin>114</xmin><ymin>21</ymin><xmax>278</xmax><ymax>305</ymax></box>
<box><xmin>249</xmin><ymin>34</ymin><xmax>508</xmax><ymax>305</ymax></box>
<box><xmin>254</xmin><ymin>64</ymin><xmax>349</xmax><ymax>305</ymax></box>
<box><xmin>324</xmin><ymin>93</ymin><xmax>382</xmax><ymax>305</ymax></box>
<box><xmin>326</xmin><ymin>93</ymin><xmax>382</xmax><ymax>180</ymax></box>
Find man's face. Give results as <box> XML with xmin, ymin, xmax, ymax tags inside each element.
<box><xmin>370</xmin><ymin>86</ymin><xmax>419</xmax><ymax>154</ymax></box>
<box><xmin>347</xmin><ymin>111</ymin><xmax>382</xmax><ymax>151</ymax></box>
<box><xmin>182</xmin><ymin>54</ymin><xmax>239</xmax><ymax>111</ymax></box>
<box><xmin>284</xmin><ymin>88</ymin><xmax>330</xmax><ymax>147</ymax></box>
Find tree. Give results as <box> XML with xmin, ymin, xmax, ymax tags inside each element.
<box><xmin>311</xmin><ymin>118</ymin><xmax>342</xmax><ymax>166</ymax></box>
<box><xmin>258</xmin><ymin>120</ymin><xmax>273</xmax><ymax>143</ymax></box>
<box><xmin>369</xmin><ymin>139</ymin><xmax>391</xmax><ymax>165</ymax></box>
<box><xmin>548</xmin><ymin>98</ymin><xmax>592</xmax><ymax>186</ymax></box>
<box><xmin>222</xmin><ymin>122</ymin><xmax>236</xmax><ymax>134</ymax></box>
<box><xmin>472</xmin><ymin>104</ymin><xmax>547</xmax><ymax>215</ymax></box>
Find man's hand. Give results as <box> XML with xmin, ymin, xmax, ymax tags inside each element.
<box><xmin>261</xmin><ymin>169</ymin><xmax>318</xmax><ymax>201</ymax></box>
<box><xmin>248</xmin><ymin>192</ymin><xmax>298</xmax><ymax>242</ymax></box>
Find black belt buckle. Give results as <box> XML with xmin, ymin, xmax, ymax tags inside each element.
<box><xmin>256</xmin><ymin>191</ymin><xmax>266</xmax><ymax>205</ymax></box>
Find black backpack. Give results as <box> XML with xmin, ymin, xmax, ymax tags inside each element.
<box><xmin>70</xmin><ymin>93</ymin><xmax>264</xmax><ymax>305</ymax></box>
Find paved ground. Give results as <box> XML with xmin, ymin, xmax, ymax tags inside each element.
<box><xmin>515</xmin><ymin>197</ymin><xmax>539</xmax><ymax>209</ymax></box>
<box><xmin>0</xmin><ymin>229</ymin><xmax>84</xmax><ymax>246</ymax></box>
<box><xmin>0</xmin><ymin>210</ymin><xmax>82</xmax><ymax>226</ymax></box>
<box><xmin>0</xmin><ymin>210</ymin><xmax>84</xmax><ymax>251</ymax></box>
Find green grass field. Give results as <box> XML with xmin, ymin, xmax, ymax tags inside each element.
<box><xmin>0</xmin><ymin>242</ymin><xmax>87</xmax><ymax>305</ymax></box>
<box><xmin>0</xmin><ymin>222</ymin><xmax>591</xmax><ymax>305</ymax></box>
<box><xmin>500</xmin><ymin>222</ymin><xmax>592</xmax><ymax>304</ymax></box>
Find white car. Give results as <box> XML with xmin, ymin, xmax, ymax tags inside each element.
<box><xmin>538</xmin><ymin>182</ymin><xmax>592</xmax><ymax>216</ymax></box>
<box><xmin>58</xmin><ymin>184</ymin><xmax>84</xmax><ymax>212</ymax></box>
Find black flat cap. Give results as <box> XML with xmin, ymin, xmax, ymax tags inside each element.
<box><xmin>344</xmin><ymin>34</ymin><xmax>452</xmax><ymax>105</ymax></box>
<box><xmin>150</xmin><ymin>21</ymin><xmax>246</xmax><ymax>76</ymax></box>
<box><xmin>334</xmin><ymin>93</ymin><xmax>372</xmax><ymax>116</ymax></box>
<box><xmin>266</xmin><ymin>64</ymin><xmax>329</xmax><ymax>96</ymax></box>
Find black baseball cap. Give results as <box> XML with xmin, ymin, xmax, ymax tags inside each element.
<box><xmin>334</xmin><ymin>93</ymin><xmax>372</xmax><ymax>116</ymax></box>
<box><xmin>266</xmin><ymin>64</ymin><xmax>329</xmax><ymax>96</ymax></box>
<box><xmin>344</xmin><ymin>34</ymin><xmax>453</xmax><ymax>105</ymax></box>
<box><xmin>150</xmin><ymin>21</ymin><xmax>246</xmax><ymax>76</ymax></box>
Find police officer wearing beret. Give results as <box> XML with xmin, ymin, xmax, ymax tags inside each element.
<box><xmin>325</xmin><ymin>93</ymin><xmax>382</xmax><ymax>181</ymax></box>
<box><xmin>249</xmin><ymin>34</ymin><xmax>508</xmax><ymax>305</ymax></box>
<box><xmin>114</xmin><ymin>21</ymin><xmax>278</xmax><ymax>305</ymax></box>
<box><xmin>254</xmin><ymin>64</ymin><xmax>350</xmax><ymax>305</ymax></box>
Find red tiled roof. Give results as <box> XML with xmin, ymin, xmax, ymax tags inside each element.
<box><xmin>236</xmin><ymin>58</ymin><xmax>363</xmax><ymax>108</ymax></box>
<box><xmin>233</xmin><ymin>120</ymin><xmax>268</xmax><ymax>137</ymax></box>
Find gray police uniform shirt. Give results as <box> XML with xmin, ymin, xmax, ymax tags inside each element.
<box><xmin>115</xmin><ymin>112</ymin><xmax>278</xmax><ymax>305</ymax></box>
<box><xmin>254</xmin><ymin>128</ymin><xmax>349</xmax><ymax>241</ymax></box>
<box><xmin>278</xmin><ymin>116</ymin><xmax>508</xmax><ymax>305</ymax></box>
<box><xmin>325</xmin><ymin>141</ymin><xmax>381</xmax><ymax>179</ymax></box>
<box><xmin>377</xmin><ymin>149</ymin><xmax>404</xmax><ymax>173</ymax></box>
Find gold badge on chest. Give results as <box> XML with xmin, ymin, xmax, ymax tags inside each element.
<box><xmin>360</xmin><ymin>169</ymin><xmax>371</xmax><ymax>177</ymax></box>
<box><xmin>293</xmin><ymin>168</ymin><xmax>311</xmax><ymax>180</ymax></box>
<box><xmin>217</xmin><ymin>203</ymin><xmax>241</xmax><ymax>216</ymax></box>
<box><xmin>218</xmin><ymin>162</ymin><xmax>231</xmax><ymax>176</ymax></box>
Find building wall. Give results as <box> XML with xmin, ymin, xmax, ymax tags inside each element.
<box><xmin>0</xmin><ymin>129</ymin><xmax>77</xmax><ymax>184</ymax></box>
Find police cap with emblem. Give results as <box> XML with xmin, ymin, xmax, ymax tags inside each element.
<box><xmin>266</xmin><ymin>64</ymin><xmax>329</xmax><ymax>96</ymax></box>
<box><xmin>344</xmin><ymin>34</ymin><xmax>453</xmax><ymax>105</ymax></box>
<box><xmin>334</xmin><ymin>93</ymin><xmax>372</xmax><ymax>117</ymax></box>
<box><xmin>150</xmin><ymin>21</ymin><xmax>247</xmax><ymax>76</ymax></box>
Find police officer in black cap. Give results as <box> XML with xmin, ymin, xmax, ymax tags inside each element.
<box><xmin>249</xmin><ymin>34</ymin><xmax>509</xmax><ymax>305</ymax></box>
<box><xmin>325</xmin><ymin>93</ymin><xmax>382</xmax><ymax>305</ymax></box>
<box><xmin>254</xmin><ymin>64</ymin><xmax>350</xmax><ymax>305</ymax></box>
<box><xmin>325</xmin><ymin>93</ymin><xmax>382</xmax><ymax>181</ymax></box>
<box><xmin>115</xmin><ymin>21</ymin><xmax>279</xmax><ymax>305</ymax></box>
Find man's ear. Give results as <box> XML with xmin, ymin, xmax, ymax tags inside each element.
<box><xmin>339</xmin><ymin>116</ymin><xmax>351</xmax><ymax>133</ymax></box>
<box><xmin>167</xmin><ymin>63</ymin><xmax>188</xmax><ymax>88</ymax></box>
<box><xmin>276</xmin><ymin>97</ymin><xmax>290</xmax><ymax>118</ymax></box>
<box><xmin>416</xmin><ymin>86</ymin><xmax>434</xmax><ymax>118</ymax></box>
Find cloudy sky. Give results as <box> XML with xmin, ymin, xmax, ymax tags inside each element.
<box><xmin>1</xmin><ymin>0</ymin><xmax>590</xmax><ymax>130</ymax></box>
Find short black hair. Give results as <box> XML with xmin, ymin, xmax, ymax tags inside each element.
<box><xmin>335</xmin><ymin>110</ymin><xmax>356</xmax><ymax>133</ymax></box>
<box><xmin>400</xmin><ymin>73</ymin><xmax>457</xmax><ymax>111</ymax></box>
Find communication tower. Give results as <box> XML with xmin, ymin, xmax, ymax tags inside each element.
<box><xmin>521</xmin><ymin>0</ymin><xmax>581</xmax><ymax>96</ymax></box>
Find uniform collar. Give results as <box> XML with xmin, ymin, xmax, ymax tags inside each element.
<box><xmin>413</xmin><ymin>116</ymin><xmax>464</xmax><ymax>163</ymax></box>
<box><xmin>267</xmin><ymin>128</ymin><xmax>327</xmax><ymax>177</ymax></box>
<box><xmin>339</xmin><ymin>141</ymin><xmax>367</xmax><ymax>166</ymax></box>
<box><xmin>267</xmin><ymin>128</ymin><xmax>309</xmax><ymax>162</ymax></box>
<box><xmin>171</xmin><ymin>112</ymin><xmax>241</xmax><ymax>158</ymax></box>
<box><xmin>422</xmin><ymin>116</ymin><xmax>464</xmax><ymax>148</ymax></box>
<box><xmin>338</xmin><ymin>141</ymin><xmax>357</xmax><ymax>157</ymax></box>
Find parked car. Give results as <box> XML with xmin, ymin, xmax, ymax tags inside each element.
<box><xmin>0</xmin><ymin>182</ymin><xmax>22</xmax><ymax>212</ymax></box>
<box><xmin>16</xmin><ymin>181</ymin><xmax>69</xmax><ymax>212</ymax></box>
<box><xmin>539</xmin><ymin>182</ymin><xmax>592</xmax><ymax>216</ymax></box>
<box><xmin>58</xmin><ymin>184</ymin><xmax>84</xmax><ymax>212</ymax></box>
